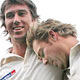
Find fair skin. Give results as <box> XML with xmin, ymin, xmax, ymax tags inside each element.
<box><xmin>32</xmin><ymin>31</ymin><xmax>78</xmax><ymax>68</ymax></box>
<box><xmin>5</xmin><ymin>4</ymin><xmax>36</xmax><ymax>57</ymax></box>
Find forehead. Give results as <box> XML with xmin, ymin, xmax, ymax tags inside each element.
<box><xmin>33</xmin><ymin>40</ymin><xmax>49</xmax><ymax>49</ymax></box>
<box><xmin>5</xmin><ymin>4</ymin><xmax>30</xmax><ymax>14</ymax></box>
<box><xmin>33</xmin><ymin>40</ymin><xmax>46</xmax><ymax>53</ymax></box>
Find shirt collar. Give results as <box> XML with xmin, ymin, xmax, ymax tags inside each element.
<box><xmin>70</xmin><ymin>41</ymin><xmax>80</xmax><ymax>66</ymax></box>
<box><xmin>0</xmin><ymin>53</ymin><xmax>24</xmax><ymax>67</ymax></box>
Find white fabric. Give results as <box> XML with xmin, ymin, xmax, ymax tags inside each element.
<box><xmin>0</xmin><ymin>48</ymin><xmax>63</xmax><ymax>80</ymax></box>
<box><xmin>69</xmin><ymin>42</ymin><xmax>80</xmax><ymax>80</ymax></box>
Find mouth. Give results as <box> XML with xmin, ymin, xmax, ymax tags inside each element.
<box><xmin>12</xmin><ymin>26</ymin><xmax>24</xmax><ymax>30</ymax></box>
<box><xmin>12</xmin><ymin>26</ymin><xmax>24</xmax><ymax>32</ymax></box>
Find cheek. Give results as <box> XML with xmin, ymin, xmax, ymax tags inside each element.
<box><xmin>44</xmin><ymin>47</ymin><xmax>56</xmax><ymax>55</ymax></box>
<box><xmin>5</xmin><ymin>19</ymin><xmax>12</xmax><ymax>29</ymax></box>
<box><xmin>25</xmin><ymin>15</ymin><xmax>33</xmax><ymax>24</ymax></box>
<box><xmin>5</xmin><ymin>22</ymin><xmax>13</xmax><ymax>34</ymax></box>
<box><xmin>24</xmin><ymin>19</ymin><xmax>32</xmax><ymax>29</ymax></box>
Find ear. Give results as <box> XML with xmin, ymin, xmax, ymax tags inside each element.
<box><xmin>49</xmin><ymin>30</ymin><xmax>58</xmax><ymax>42</ymax></box>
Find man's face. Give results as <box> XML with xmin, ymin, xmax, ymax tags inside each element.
<box><xmin>33</xmin><ymin>39</ymin><xmax>60</xmax><ymax>58</ymax></box>
<box><xmin>33</xmin><ymin>39</ymin><xmax>69</xmax><ymax>69</ymax></box>
<box><xmin>5</xmin><ymin>4</ymin><xmax>35</xmax><ymax>40</ymax></box>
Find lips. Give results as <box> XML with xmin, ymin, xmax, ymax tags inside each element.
<box><xmin>12</xmin><ymin>26</ymin><xmax>24</xmax><ymax>30</ymax></box>
<box><xmin>12</xmin><ymin>26</ymin><xmax>24</xmax><ymax>32</ymax></box>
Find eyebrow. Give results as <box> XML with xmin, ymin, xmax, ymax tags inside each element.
<box><xmin>6</xmin><ymin>9</ymin><xmax>28</xmax><ymax>14</ymax></box>
<box><xmin>18</xmin><ymin>10</ymin><xmax>28</xmax><ymax>13</ymax></box>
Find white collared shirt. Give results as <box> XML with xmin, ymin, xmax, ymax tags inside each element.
<box><xmin>0</xmin><ymin>48</ymin><xmax>63</xmax><ymax>80</ymax></box>
<box><xmin>69</xmin><ymin>42</ymin><xmax>80</xmax><ymax>80</ymax></box>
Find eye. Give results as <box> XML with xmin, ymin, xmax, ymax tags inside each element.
<box><xmin>6</xmin><ymin>12</ymin><xmax>14</xmax><ymax>19</ymax></box>
<box><xmin>18</xmin><ymin>10</ymin><xmax>28</xmax><ymax>17</ymax></box>
<box><xmin>41</xmin><ymin>49</ymin><xmax>45</xmax><ymax>58</ymax></box>
<box><xmin>38</xmin><ymin>48</ymin><xmax>45</xmax><ymax>58</ymax></box>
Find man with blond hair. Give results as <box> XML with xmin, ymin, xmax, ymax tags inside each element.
<box><xmin>27</xmin><ymin>19</ymin><xmax>79</xmax><ymax>80</ymax></box>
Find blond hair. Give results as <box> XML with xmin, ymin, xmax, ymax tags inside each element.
<box><xmin>27</xmin><ymin>19</ymin><xmax>77</xmax><ymax>48</ymax></box>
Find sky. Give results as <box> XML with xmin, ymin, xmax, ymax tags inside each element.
<box><xmin>0</xmin><ymin>0</ymin><xmax>80</xmax><ymax>58</ymax></box>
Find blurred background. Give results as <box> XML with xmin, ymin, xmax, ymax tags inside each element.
<box><xmin>0</xmin><ymin>0</ymin><xmax>80</xmax><ymax>58</ymax></box>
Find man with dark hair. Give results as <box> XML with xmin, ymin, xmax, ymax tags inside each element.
<box><xmin>27</xmin><ymin>19</ymin><xmax>79</xmax><ymax>80</ymax></box>
<box><xmin>0</xmin><ymin>0</ymin><xmax>63</xmax><ymax>80</ymax></box>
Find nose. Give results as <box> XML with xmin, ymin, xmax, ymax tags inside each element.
<box><xmin>13</xmin><ymin>21</ymin><xmax>20</xmax><ymax>25</ymax></box>
<box><xmin>13</xmin><ymin>14</ymin><xmax>21</xmax><ymax>25</ymax></box>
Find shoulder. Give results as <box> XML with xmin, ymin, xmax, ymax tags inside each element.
<box><xmin>24</xmin><ymin>48</ymin><xmax>63</xmax><ymax>80</ymax></box>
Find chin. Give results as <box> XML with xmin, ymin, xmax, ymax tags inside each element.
<box><xmin>14</xmin><ymin>35</ymin><xmax>26</xmax><ymax>42</ymax></box>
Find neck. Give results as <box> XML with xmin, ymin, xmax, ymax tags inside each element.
<box><xmin>62</xmin><ymin>36</ymin><xmax>79</xmax><ymax>55</ymax></box>
<box><xmin>66</xmin><ymin>36</ymin><xmax>78</xmax><ymax>47</ymax></box>
<box><xmin>12</xmin><ymin>39</ymin><xmax>27</xmax><ymax>57</ymax></box>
